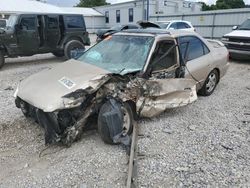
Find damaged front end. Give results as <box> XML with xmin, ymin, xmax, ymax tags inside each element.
<box><xmin>15</xmin><ymin>73</ymin><xmax>197</xmax><ymax>146</ymax></box>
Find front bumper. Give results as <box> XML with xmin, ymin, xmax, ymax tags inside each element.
<box><xmin>223</xmin><ymin>41</ymin><xmax>250</xmax><ymax>59</ymax></box>
<box><xmin>228</xmin><ymin>49</ymin><xmax>250</xmax><ymax>59</ymax></box>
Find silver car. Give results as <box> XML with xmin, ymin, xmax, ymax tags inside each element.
<box><xmin>14</xmin><ymin>29</ymin><xmax>229</xmax><ymax>145</ymax></box>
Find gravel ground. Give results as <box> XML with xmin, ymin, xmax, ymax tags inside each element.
<box><xmin>137</xmin><ymin>60</ymin><xmax>250</xmax><ymax>187</ymax></box>
<box><xmin>0</xmin><ymin>43</ymin><xmax>249</xmax><ymax>187</ymax></box>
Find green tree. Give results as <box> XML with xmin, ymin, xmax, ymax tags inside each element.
<box><xmin>201</xmin><ymin>0</ymin><xmax>245</xmax><ymax>11</ymax></box>
<box><xmin>76</xmin><ymin>0</ymin><xmax>109</xmax><ymax>7</ymax></box>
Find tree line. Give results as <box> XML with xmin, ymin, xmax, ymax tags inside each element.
<box><xmin>200</xmin><ymin>0</ymin><xmax>246</xmax><ymax>11</ymax></box>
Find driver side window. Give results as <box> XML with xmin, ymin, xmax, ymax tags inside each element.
<box><xmin>20</xmin><ymin>17</ymin><xmax>36</xmax><ymax>30</ymax></box>
<box><xmin>150</xmin><ymin>40</ymin><xmax>177</xmax><ymax>72</ymax></box>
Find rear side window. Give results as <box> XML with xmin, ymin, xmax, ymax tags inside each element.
<box><xmin>179</xmin><ymin>36</ymin><xmax>210</xmax><ymax>61</ymax></box>
<box><xmin>47</xmin><ymin>16</ymin><xmax>58</xmax><ymax>29</ymax></box>
<box><xmin>20</xmin><ymin>17</ymin><xmax>36</xmax><ymax>30</ymax></box>
<box><xmin>65</xmin><ymin>16</ymin><xmax>84</xmax><ymax>29</ymax></box>
<box><xmin>177</xmin><ymin>22</ymin><xmax>191</xmax><ymax>29</ymax></box>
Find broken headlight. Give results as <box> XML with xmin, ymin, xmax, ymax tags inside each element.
<box><xmin>62</xmin><ymin>97</ymin><xmax>85</xmax><ymax>108</ymax></box>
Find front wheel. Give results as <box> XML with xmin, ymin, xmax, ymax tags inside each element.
<box><xmin>199</xmin><ymin>69</ymin><xmax>219</xmax><ymax>96</ymax></box>
<box><xmin>98</xmin><ymin>100</ymin><xmax>134</xmax><ymax>144</ymax></box>
<box><xmin>64</xmin><ymin>40</ymin><xmax>85</xmax><ymax>60</ymax></box>
<box><xmin>0</xmin><ymin>51</ymin><xmax>5</xmax><ymax>69</ymax></box>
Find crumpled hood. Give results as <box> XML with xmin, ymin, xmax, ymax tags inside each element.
<box><xmin>17</xmin><ymin>59</ymin><xmax>110</xmax><ymax>112</ymax></box>
<box><xmin>224</xmin><ymin>30</ymin><xmax>250</xmax><ymax>38</ymax></box>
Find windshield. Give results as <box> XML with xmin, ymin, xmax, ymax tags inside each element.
<box><xmin>157</xmin><ymin>22</ymin><xmax>170</xmax><ymax>29</ymax></box>
<box><xmin>0</xmin><ymin>15</ymin><xmax>18</xmax><ymax>30</ymax></box>
<box><xmin>78</xmin><ymin>35</ymin><xmax>154</xmax><ymax>75</ymax></box>
<box><xmin>238</xmin><ymin>19</ymin><xmax>250</xmax><ymax>30</ymax></box>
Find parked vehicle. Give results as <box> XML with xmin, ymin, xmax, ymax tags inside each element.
<box><xmin>222</xmin><ymin>18</ymin><xmax>250</xmax><ymax>59</ymax></box>
<box><xmin>96</xmin><ymin>24</ymin><xmax>139</xmax><ymax>42</ymax></box>
<box><xmin>14</xmin><ymin>29</ymin><xmax>229</xmax><ymax>145</ymax></box>
<box><xmin>156</xmin><ymin>20</ymin><xmax>195</xmax><ymax>32</ymax></box>
<box><xmin>0</xmin><ymin>13</ymin><xmax>90</xmax><ymax>69</ymax></box>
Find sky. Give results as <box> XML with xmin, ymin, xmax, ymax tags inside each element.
<box><xmin>46</xmin><ymin>0</ymin><xmax>250</xmax><ymax>7</ymax></box>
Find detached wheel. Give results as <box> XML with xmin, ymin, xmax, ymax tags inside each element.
<box><xmin>199</xmin><ymin>69</ymin><xmax>219</xmax><ymax>96</ymax></box>
<box><xmin>64</xmin><ymin>40</ymin><xmax>85</xmax><ymax>60</ymax></box>
<box><xmin>98</xmin><ymin>101</ymin><xmax>134</xmax><ymax>144</ymax></box>
<box><xmin>0</xmin><ymin>51</ymin><xmax>5</xmax><ymax>69</ymax></box>
<box><xmin>52</xmin><ymin>51</ymin><xmax>64</xmax><ymax>57</ymax></box>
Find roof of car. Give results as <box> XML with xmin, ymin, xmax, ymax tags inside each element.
<box><xmin>122</xmin><ymin>28</ymin><xmax>170</xmax><ymax>35</ymax></box>
<box><xmin>118</xmin><ymin>28</ymin><xmax>197</xmax><ymax>37</ymax></box>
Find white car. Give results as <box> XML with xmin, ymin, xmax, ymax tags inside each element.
<box><xmin>156</xmin><ymin>20</ymin><xmax>195</xmax><ymax>32</ymax></box>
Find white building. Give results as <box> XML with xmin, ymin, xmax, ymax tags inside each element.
<box><xmin>95</xmin><ymin>0</ymin><xmax>202</xmax><ymax>27</ymax></box>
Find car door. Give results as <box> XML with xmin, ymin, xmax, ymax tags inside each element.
<box><xmin>149</xmin><ymin>40</ymin><xmax>179</xmax><ymax>79</ymax></box>
<box><xmin>178</xmin><ymin>36</ymin><xmax>212</xmax><ymax>86</ymax></box>
<box><xmin>16</xmin><ymin>15</ymin><xmax>39</xmax><ymax>55</ymax></box>
<box><xmin>45</xmin><ymin>15</ymin><xmax>61</xmax><ymax>49</ymax></box>
<box><xmin>136</xmin><ymin>39</ymin><xmax>197</xmax><ymax>117</ymax></box>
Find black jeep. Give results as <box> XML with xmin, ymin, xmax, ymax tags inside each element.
<box><xmin>0</xmin><ymin>13</ymin><xmax>90</xmax><ymax>69</ymax></box>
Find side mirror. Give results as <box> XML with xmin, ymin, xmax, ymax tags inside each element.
<box><xmin>232</xmin><ymin>26</ymin><xmax>238</xmax><ymax>30</ymax></box>
<box><xmin>169</xmin><ymin>27</ymin><xmax>175</xmax><ymax>30</ymax></box>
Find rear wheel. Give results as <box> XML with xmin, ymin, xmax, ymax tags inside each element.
<box><xmin>64</xmin><ymin>40</ymin><xmax>85</xmax><ymax>60</ymax></box>
<box><xmin>0</xmin><ymin>51</ymin><xmax>5</xmax><ymax>69</ymax></box>
<box><xmin>199</xmin><ymin>69</ymin><xmax>219</xmax><ymax>96</ymax></box>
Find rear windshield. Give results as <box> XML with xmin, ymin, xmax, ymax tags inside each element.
<box><xmin>65</xmin><ymin>15</ymin><xmax>85</xmax><ymax>29</ymax></box>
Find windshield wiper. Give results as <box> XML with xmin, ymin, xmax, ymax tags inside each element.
<box><xmin>117</xmin><ymin>67</ymin><xmax>126</xmax><ymax>74</ymax></box>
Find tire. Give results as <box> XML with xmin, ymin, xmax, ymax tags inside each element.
<box><xmin>0</xmin><ymin>51</ymin><xmax>5</xmax><ymax>69</ymax></box>
<box><xmin>52</xmin><ymin>51</ymin><xmax>64</xmax><ymax>57</ymax></box>
<box><xmin>199</xmin><ymin>69</ymin><xmax>219</xmax><ymax>96</ymax></box>
<box><xmin>98</xmin><ymin>101</ymin><xmax>134</xmax><ymax>144</ymax></box>
<box><xmin>64</xmin><ymin>40</ymin><xmax>85</xmax><ymax>60</ymax></box>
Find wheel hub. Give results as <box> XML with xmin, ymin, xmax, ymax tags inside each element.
<box><xmin>206</xmin><ymin>72</ymin><xmax>217</xmax><ymax>93</ymax></box>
